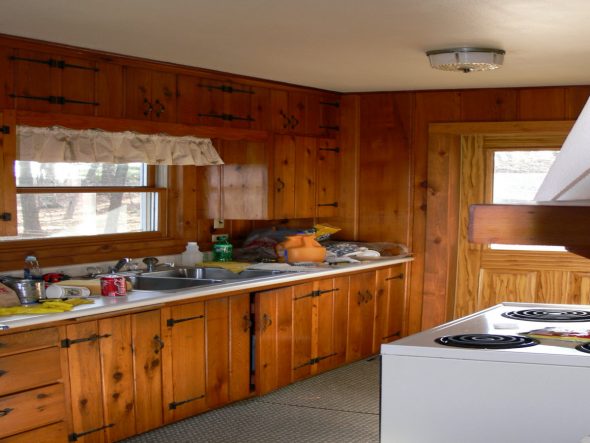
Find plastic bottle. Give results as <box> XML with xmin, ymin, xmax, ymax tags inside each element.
<box><xmin>181</xmin><ymin>242</ymin><xmax>203</xmax><ymax>266</ymax></box>
<box><xmin>24</xmin><ymin>255</ymin><xmax>43</xmax><ymax>280</ymax></box>
<box><xmin>213</xmin><ymin>236</ymin><xmax>233</xmax><ymax>262</ymax></box>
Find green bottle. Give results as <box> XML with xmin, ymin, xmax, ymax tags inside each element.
<box><xmin>213</xmin><ymin>236</ymin><xmax>233</xmax><ymax>262</ymax></box>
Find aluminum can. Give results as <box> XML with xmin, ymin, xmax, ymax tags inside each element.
<box><xmin>100</xmin><ymin>275</ymin><xmax>127</xmax><ymax>297</ymax></box>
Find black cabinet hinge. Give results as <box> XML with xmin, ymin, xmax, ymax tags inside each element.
<box><xmin>9</xmin><ymin>55</ymin><xmax>99</xmax><ymax>72</ymax></box>
<box><xmin>319</xmin><ymin>101</ymin><xmax>340</xmax><ymax>108</ymax></box>
<box><xmin>169</xmin><ymin>394</ymin><xmax>205</xmax><ymax>410</ymax></box>
<box><xmin>319</xmin><ymin>125</ymin><xmax>340</xmax><ymax>131</ymax></box>
<box><xmin>0</xmin><ymin>126</ymin><xmax>9</xmax><ymax>135</ymax></box>
<box><xmin>319</xmin><ymin>146</ymin><xmax>340</xmax><ymax>153</ymax></box>
<box><xmin>198</xmin><ymin>112</ymin><xmax>255</xmax><ymax>122</ymax></box>
<box><xmin>385</xmin><ymin>273</ymin><xmax>404</xmax><ymax>281</ymax></box>
<box><xmin>167</xmin><ymin>314</ymin><xmax>204</xmax><ymax>327</ymax></box>
<box><xmin>9</xmin><ymin>94</ymin><xmax>99</xmax><ymax>106</ymax></box>
<box><xmin>69</xmin><ymin>423</ymin><xmax>114</xmax><ymax>441</ymax></box>
<box><xmin>293</xmin><ymin>352</ymin><xmax>338</xmax><ymax>370</ymax></box>
<box><xmin>317</xmin><ymin>202</ymin><xmax>338</xmax><ymax>208</ymax></box>
<box><xmin>294</xmin><ymin>288</ymin><xmax>339</xmax><ymax>301</ymax></box>
<box><xmin>61</xmin><ymin>333</ymin><xmax>111</xmax><ymax>348</ymax></box>
<box><xmin>199</xmin><ymin>83</ymin><xmax>254</xmax><ymax>94</ymax></box>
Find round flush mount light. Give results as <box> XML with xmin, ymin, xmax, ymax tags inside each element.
<box><xmin>426</xmin><ymin>47</ymin><xmax>505</xmax><ymax>73</ymax></box>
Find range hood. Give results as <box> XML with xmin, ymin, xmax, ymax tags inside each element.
<box><xmin>469</xmin><ymin>98</ymin><xmax>590</xmax><ymax>258</ymax></box>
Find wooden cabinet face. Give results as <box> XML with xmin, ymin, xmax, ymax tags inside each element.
<box><xmin>161</xmin><ymin>302</ymin><xmax>207</xmax><ymax>422</ymax></box>
<box><xmin>0</xmin><ymin>110</ymin><xmax>17</xmax><ymax>237</ymax></box>
<box><xmin>255</xmin><ymin>287</ymin><xmax>293</xmax><ymax>395</ymax></box>
<box><xmin>204</xmin><ymin>298</ymin><xmax>230</xmax><ymax>409</ymax></box>
<box><xmin>347</xmin><ymin>271</ymin><xmax>377</xmax><ymax>362</ymax></box>
<box><xmin>177</xmin><ymin>75</ymin><xmax>269</xmax><ymax>129</ymax></box>
<box><xmin>294</xmin><ymin>137</ymin><xmax>317</xmax><ymax>218</ymax></box>
<box><xmin>273</xmin><ymin>135</ymin><xmax>297</xmax><ymax>219</ymax></box>
<box><xmin>124</xmin><ymin>67</ymin><xmax>176</xmax><ymax>122</ymax></box>
<box><xmin>291</xmin><ymin>283</ymin><xmax>316</xmax><ymax>381</ymax></box>
<box><xmin>95</xmin><ymin>61</ymin><xmax>124</xmax><ymax>118</ymax></box>
<box><xmin>316</xmin><ymin>138</ymin><xmax>340</xmax><ymax>218</ymax></box>
<box><xmin>229</xmin><ymin>294</ymin><xmax>252</xmax><ymax>402</ymax></box>
<box><xmin>374</xmin><ymin>265</ymin><xmax>405</xmax><ymax>349</ymax></box>
<box><xmin>319</xmin><ymin>94</ymin><xmax>341</xmax><ymax>137</ymax></box>
<box><xmin>0</xmin><ymin>46</ymin><xmax>14</xmax><ymax>110</ymax></box>
<box><xmin>11</xmin><ymin>49</ymin><xmax>98</xmax><ymax>115</ymax></box>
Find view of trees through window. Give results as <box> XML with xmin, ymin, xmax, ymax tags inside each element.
<box><xmin>491</xmin><ymin>149</ymin><xmax>563</xmax><ymax>251</ymax></box>
<box><xmin>0</xmin><ymin>162</ymin><xmax>158</xmax><ymax>240</ymax></box>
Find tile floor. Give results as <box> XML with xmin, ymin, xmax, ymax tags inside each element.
<box><xmin>122</xmin><ymin>357</ymin><xmax>380</xmax><ymax>443</ymax></box>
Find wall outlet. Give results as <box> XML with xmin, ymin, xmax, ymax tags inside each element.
<box><xmin>212</xmin><ymin>234</ymin><xmax>228</xmax><ymax>242</ymax></box>
<box><xmin>213</xmin><ymin>219</ymin><xmax>225</xmax><ymax>229</ymax></box>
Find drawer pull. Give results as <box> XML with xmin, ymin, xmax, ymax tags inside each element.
<box><xmin>260</xmin><ymin>313</ymin><xmax>272</xmax><ymax>332</ymax></box>
<box><xmin>167</xmin><ymin>314</ymin><xmax>204</xmax><ymax>327</ymax></box>
<box><xmin>69</xmin><ymin>423</ymin><xmax>114</xmax><ymax>441</ymax></box>
<box><xmin>385</xmin><ymin>273</ymin><xmax>404</xmax><ymax>281</ymax></box>
<box><xmin>153</xmin><ymin>335</ymin><xmax>165</xmax><ymax>352</ymax></box>
<box><xmin>61</xmin><ymin>333</ymin><xmax>111</xmax><ymax>348</ymax></box>
<box><xmin>0</xmin><ymin>407</ymin><xmax>13</xmax><ymax>417</ymax></box>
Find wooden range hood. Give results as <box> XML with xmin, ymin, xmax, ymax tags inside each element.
<box><xmin>469</xmin><ymin>204</ymin><xmax>590</xmax><ymax>259</ymax></box>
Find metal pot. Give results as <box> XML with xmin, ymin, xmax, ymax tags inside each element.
<box><xmin>1</xmin><ymin>278</ymin><xmax>45</xmax><ymax>304</ymax></box>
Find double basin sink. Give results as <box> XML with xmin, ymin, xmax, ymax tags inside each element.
<box><xmin>126</xmin><ymin>266</ymin><xmax>293</xmax><ymax>292</ymax></box>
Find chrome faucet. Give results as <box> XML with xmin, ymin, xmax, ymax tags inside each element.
<box><xmin>111</xmin><ymin>257</ymin><xmax>131</xmax><ymax>273</ymax></box>
<box><xmin>142</xmin><ymin>257</ymin><xmax>159</xmax><ymax>272</ymax></box>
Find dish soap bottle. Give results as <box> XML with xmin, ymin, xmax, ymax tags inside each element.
<box><xmin>181</xmin><ymin>242</ymin><xmax>203</xmax><ymax>266</ymax></box>
<box><xmin>213</xmin><ymin>236</ymin><xmax>233</xmax><ymax>262</ymax></box>
<box><xmin>24</xmin><ymin>255</ymin><xmax>43</xmax><ymax>280</ymax></box>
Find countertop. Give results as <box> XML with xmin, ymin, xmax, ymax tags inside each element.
<box><xmin>0</xmin><ymin>257</ymin><xmax>412</xmax><ymax>331</ymax></box>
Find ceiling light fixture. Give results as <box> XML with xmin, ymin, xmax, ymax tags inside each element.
<box><xmin>426</xmin><ymin>47</ymin><xmax>505</xmax><ymax>73</ymax></box>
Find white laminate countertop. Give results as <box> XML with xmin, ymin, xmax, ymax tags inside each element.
<box><xmin>0</xmin><ymin>257</ymin><xmax>412</xmax><ymax>331</ymax></box>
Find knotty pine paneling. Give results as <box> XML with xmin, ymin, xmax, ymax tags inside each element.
<box><xmin>460</xmin><ymin>89</ymin><xmax>518</xmax><ymax>122</ymax></box>
<box><xmin>518</xmin><ymin>87</ymin><xmax>566</xmax><ymax>120</ymax></box>
<box><xmin>477</xmin><ymin>270</ymin><xmax>537</xmax><ymax>310</ymax></box>
<box><xmin>565</xmin><ymin>86</ymin><xmax>590</xmax><ymax>119</ymax></box>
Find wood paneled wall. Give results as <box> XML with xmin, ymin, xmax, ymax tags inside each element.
<box><xmin>344</xmin><ymin>86</ymin><xmax>590</xmax><ymax>333</ymax></box>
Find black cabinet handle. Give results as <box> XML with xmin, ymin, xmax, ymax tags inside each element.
<box><xmin>0</xmin><ymin>213</ymin><xmax>11</xmax><ymax>222</ymax></box>
<box><xmin>143</xmin><ymin>98</ymin><xmax>153</xmax><ymax>116</ymax></box>
<box><xmin>154</xmin><ymin>99</ymin><xmax>165</xmax><ymax>117</ymax></box>
<box><xmin>0</xmin><ymin>407</ymin><xmax>12</xmax><ymax>417</ymax></box>
<box><xmin>153</xmin><ymin>335</ymin><xmax>165</xmax><ymax>352</ymax></box>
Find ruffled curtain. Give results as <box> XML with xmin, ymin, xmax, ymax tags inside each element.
<box><xmin>17</xmin><ymin>126</ymin><xmax>224</xmax><ymax>165</ymax></box>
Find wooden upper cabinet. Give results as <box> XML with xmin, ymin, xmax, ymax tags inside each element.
<box><xmin>316</xmin><ymin>138</ymin><xmax>340</xmax><ymax>218</ymax></box>
<box><xmin>271</xmin><ymin>90</ymin><xmax>340</xmax><ymax>137</ymax></box>
<box><xmin>0</xmin><ymin>110</ymin><xmax>17</xmax><ymax>237</ymax></box>
<box><xmin>197</xmin><ymin>139</ymin><xmax>272</xmax><ymax>220</ymax></box>
<box><xmin>177</xmin><ymin>75</ymin><xmax>270</xmax><ymax>129</ymax></box>
<box><xmin>9</xmin><ymin>48</ymin><xmax>99</xmax><ymax>115</ymax></box>
<box><xmin>95</xmin><ymin>61</ymin><xmax>124</xmax><ymax>118</ymax></box>
<box><xmin>124</xmin><ymin>67</ymin><xmax>176</xmax><ymax>122</ymax></box>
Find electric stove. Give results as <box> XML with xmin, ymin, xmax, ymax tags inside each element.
<box><xmin>380</xmin><ymin>302</ymin><xmax>590</xmax><ymax>443</ymax></box>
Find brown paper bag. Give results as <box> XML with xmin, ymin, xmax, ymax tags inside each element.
<box><xmin>0</xmin><ymin>282</ymin><xmax>21</xmax><ymax>307</ymax></box>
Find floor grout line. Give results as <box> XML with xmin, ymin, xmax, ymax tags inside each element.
<box><xmin>256</xmin><ymin>399</ymin><xmax>379</xmax><ymax>416</ymax></box>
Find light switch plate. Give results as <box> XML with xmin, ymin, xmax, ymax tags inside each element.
<box><xmin>213</xmin><ymin>219</ymin><xmax>225</xmax><ymax>229</ymax></box>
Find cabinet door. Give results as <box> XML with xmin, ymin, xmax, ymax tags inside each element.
<box><xmin>131</xmin><ymin>310</ymin><xmax>163</xmax><ymax>434</ymax></box>
<box><xmin>161</xmin><ymin>302</ymin><xmax>207</xmax><ymax>422</ymax></box>
<box><xmin>273</xmin><ymin>135</ymin><xmax>296</xmax><ymax>219</ymax></box>
<box><xmin>221</xmin><ymin>140</ymin><xmax>271</xmax><ymax>220</ymax></box>
<box><xmin>375</xmin><ymin>265</ymin><xmax>406</xmax><ymax>349</ymax></box>
<box><xmin>318</xmin><ymin>94</ymin><xmax>341</xmax><ymax>137</ymax></box>
<box><xmin>294</xmin><ymin>137</ymin><xmax>317</xmax><ymax>218</ymax></box>
<box><xmin>229</xmin><ymin>293</ymin><xmax>252</xmax><ymax>402</ymax></box>
<box><xmin>124</xmin><ymin>67</ymin><xmax>152</xmax><ymax>120</ymax></box>
<box><xmin>11</xmin><ymin>49</ymin><xmax>98</xmax><ymax>115</ymax></box>
<box><xmin>292</xmin><ymin>283</ymin><xmax>315</xmax><ymax>381</ymax></box>
<box><xmin>0</xmin><ymin>46</ymin><xmax>14</xmax><ymax>110</ymax></box>
<box><xmin>347</xmin><ymin>271</ymin><xmax>377</xmax><ymax>362</ymax></box>
<box><xmin>205</xmin><ymin>298</ymin><xmax>230</xmax><ymax>409</ymax></box>
<box><xmin>65</xmin><ymin>321</ymin><xmax>107</xmax><ymax>443</ymax></box>
<box><xmin>316</xmin><ymin>138</ymin><xmax>340</xmax><ymax>218</ymax></box>
<box><xmin>98</xmin><ymin>316</ymin><xmax>136</xmax><ymax>442</ymax></box>
<box><xmin>0</xmin><ymin>110</ymin><xmax>17</xmax><ymax>237</ymax></box>
<box><xmin>151</xmin><ymin>70</ymin><xmax>177</xmax><ymax>122</ymax></box>
<box><xmin>317</xmin><ymin>276</ymin><xmax>349</xmax><ymax>373</ymax></box>
<box><xmin>255</xmin><ymin>287</ymin><xmax>293</xmax><ymax>395</ymax></box>
<box><xmin>95</xmin><ymin>61</ymin><xmax>123</xmax><ymax>118</ymax></box>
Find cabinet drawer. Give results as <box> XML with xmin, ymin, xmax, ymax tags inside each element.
<box><xmin>0</xmin><ymin>421</ymin><xmax>68</xmax><ymax>443</ymax></box>
<box><xmin>0</xmin><ymin>384</ymin><xmax>65</xmax><ymax>438</ymax></box>
<box><xmin>0</xmin><ymin>329</ymin><xmax>59</xmax><ymax>357</ymax></box>
<box><xmin>0</xmin><ymin>348</ymin><xmax>62</xmax><ymax>396</ymax></box>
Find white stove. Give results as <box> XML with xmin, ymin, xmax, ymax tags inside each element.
<box><xmin>380</xmin><ymin>302</ymin><xmax>590</xmax><ymax>443</ymax></box>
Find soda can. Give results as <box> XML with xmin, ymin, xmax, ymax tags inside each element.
<box><xmin>100</xmin><ymin>274</ymin><xmax>127</xmax><ymax>297</ymax></box>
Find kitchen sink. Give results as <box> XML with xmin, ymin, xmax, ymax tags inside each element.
<box><xmin>127</xmin><ymin>275</ymin><xmax>223</xmax><ymax>291</ymax></box>
<box><xmin>129</xmin><ymin>266</ymin><xmax>295</xmax><ymax>293</ymax></box>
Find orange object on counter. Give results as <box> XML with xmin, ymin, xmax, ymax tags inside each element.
<box><xmin>277</xmin><ymin>234</ymin><xmax>326</xmax><ymax>263</ymax></box>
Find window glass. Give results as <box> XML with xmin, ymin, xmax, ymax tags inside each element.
<box><xmin>15</xmin><ymin>161</ymin><xmax>147</xmax><ymax>187</ymax></box>
<box><xmin>1</xmin><ymin>162</ymin><xmax>158</xmax><ymax>241</ymax></box>
<box><xmin>490</xmin><ymin>149</ymin><xmax>563</xmax><ymax>251</ymax></box>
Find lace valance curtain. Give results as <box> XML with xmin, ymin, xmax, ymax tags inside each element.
<box><xmin>17</xmin><ymin>125</ymin><xmax>224</xmax><ymax>166</ymax></box>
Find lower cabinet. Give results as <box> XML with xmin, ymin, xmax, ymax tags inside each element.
<box><xmin>255</xmin><ymin>277</ymin><xmax>349</xmax><ymax>394</ymax></box>
<box><xmin>65</xmin><ymin>310</ymin><xmax>163</xmax><ymax>442</ymax></box>
<box><xmin>374</xmin><ymin>264</ymin><xmax>406</xmax><ymax>348</ymax></box>
<box><xmin>346</xmin><ymin>271</ymin><xmax>377</xmax><ymax>362</ymax></box>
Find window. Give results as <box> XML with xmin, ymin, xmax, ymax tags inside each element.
<box><xmin>489</xmin><ymin>148</ymin><xmax>564</xmax><ymax>251</ymax></box>
<box><xmin>0</xmin><ymin>162</ymin><xmax>159</xmax><ymax>241</ymax></box>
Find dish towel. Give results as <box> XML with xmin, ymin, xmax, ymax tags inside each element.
<box><xmin>0</xmin><ymin>298</ymin><xmax>94</xmax><ymax>316</ymax></box>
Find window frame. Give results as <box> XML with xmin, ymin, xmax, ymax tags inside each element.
<box><xmin>0</xmin><ymin>111</ymin><xmax>193</xmax><ymax>271</ymax></box>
